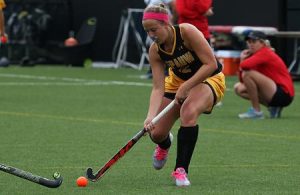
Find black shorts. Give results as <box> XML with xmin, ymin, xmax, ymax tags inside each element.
<box><xmin>164</xmin><ymin>92</ymin><xmax>176</xmax><ymax>100</ymax></box>
<box><xmin>268</xmin><ymin>85</ymin><xmax>293</xmax><ymax>107</ymax></box>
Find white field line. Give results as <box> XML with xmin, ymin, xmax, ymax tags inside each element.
<box><xmin>0</xmin><ymin>110</ymin><xmax>299</xmax><ymax>141</ymax></box>
<box><xmin>1</xmin><ymin>73</ymin><xmax>299</xmax><ymax>95</ymax></box>
<box><xmin>0</xmin><ymin>73</ymin><xmax>232</xmax><ymax>90</ymax></box>
<box><xmin>0</xmin><ymin>73</ymin><xmax>152</xmax><ymax>87</ymax></box>
<box><xmin>0</xmin><ymin>82</ymin><xmax>152</xmax><ymax>86</ymax></box>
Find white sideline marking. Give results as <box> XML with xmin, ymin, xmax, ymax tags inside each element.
<box><xmin>1</xmin><ymin>73</ymin><xmax>299</xmax><ymax>95</ymax></box>
<box><xmin>0</xmin><ymin>73</ymin><xmax>152</xmax><ymax>87</ymax></box>
<box><xmin>0</xmin><ymin>82</ymin><xmax>152</xmax><ymax>86</ymax></box>
<box><xmin>1</xmin><ymin>110</ymin><xmax>299</xmax><ymax>141</ymax></box>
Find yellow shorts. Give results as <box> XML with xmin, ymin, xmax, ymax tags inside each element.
<box><xmin>165</xmin><ymin>70</ymin><xmax>226</xmax><ymax>104</ymax></box>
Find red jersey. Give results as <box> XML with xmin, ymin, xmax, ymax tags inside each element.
<box><xmin>240</xmin><ymin>47</ymin><xmax>295</xmax><ymax>97</ymax></box>
<box><xmin>175</xmin><ymin>0</ymin><xmax>212</xmax><ymax>39</ymax></box>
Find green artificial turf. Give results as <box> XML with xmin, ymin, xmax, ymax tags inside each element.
<box><xmin>0</xmin><ymin>66</ymin><xmax>299</xmax><ymax>195</ymax></box>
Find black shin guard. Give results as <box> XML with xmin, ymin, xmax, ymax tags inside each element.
<box><xmin>175</xmin><ymin>125</ymin><xmax>199</xmax><ymax>173</ymax></box>
<box><xmin>149</xmin><ymin>133</ymin><xmax>172</xmax><ymax>150</ymax></box>
<box><xmin>158</xmin><ymin>134</ymin><xmax>171</xmax><ymax>150</ymax></box>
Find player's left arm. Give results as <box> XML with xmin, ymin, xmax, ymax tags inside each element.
<box><xmin>179</xmin><ymin>23</ymin><xmax>217</xmax><ymax>90</ymax></box>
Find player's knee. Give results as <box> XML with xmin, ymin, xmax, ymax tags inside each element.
<box><xmin>234</xmin><ymin>83</ymin><xmax>242</xmax><ymax>95</ymax></box>
<box><xmin>150</xmin><ymin>131</ymin><xmax>167</xmax><ymax>144</ymax></box>
<box><xmin>180</xmin><ymin>106</ymin><xmax>198</xmax><ymax>126</ymax></box>
<box><xmin>242</xmin><ymin>70</ymin><xmax>257</xmax><ymax>82</ymax></box>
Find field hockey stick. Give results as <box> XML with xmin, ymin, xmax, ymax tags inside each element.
<box><xmin>86</xmin><ymin>100</ymin><xmax>175</xmax><ymax>182</ymax></box>
<box><xmin>0</xmin><ymin>163</ymin><xmax>63</xmax><ymax>188</ymax></box>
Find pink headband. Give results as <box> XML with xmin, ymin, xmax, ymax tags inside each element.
<box><xmin>143</xmin><ymin>12</ymin><xmax>169</xmax><ymax>23</ymax></box>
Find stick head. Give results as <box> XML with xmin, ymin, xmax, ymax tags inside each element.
<box><xmin>51</xmin><ymin>174</ymin><xmax>63</xmax><ymax>188</ymax></box>
<box><xmin>39</xmin><ymin>173</ymin><xmax>63</xmax><ymax>188</ymax></box>
<box><xmin>86</xmin><ymin>168</ymin><xmax>97</xmax><ymax>182</ymax></box>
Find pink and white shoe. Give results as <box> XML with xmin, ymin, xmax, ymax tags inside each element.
<box><xmin>152</xmin><ymin>133</ymin><xmax>173</xmax><ymax>170</ymax></box>
<box><xmin>171</xmin><ymin>167</ymin><xmax>191</xmax><ymax>187</ymax></box>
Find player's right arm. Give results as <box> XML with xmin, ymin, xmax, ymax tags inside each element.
<box><xmin>144</xmin><ymin>43</ymin><xmax>166</xmax><ymax>130</ymax></box>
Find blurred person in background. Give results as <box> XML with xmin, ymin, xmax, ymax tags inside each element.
<box><xmin>234</xmin><ymin>31</ymin><xmax>294</xmax><ymax>119</ymax></box>
<box><xmin>0</xmin><ymin>0</ymin><xmax>6</xmax><ymax>39</ymax></box>
<box><xmin>175</xmin><ymin>0</ymin><xmax>213</xmax><ymax>43</ymax></box>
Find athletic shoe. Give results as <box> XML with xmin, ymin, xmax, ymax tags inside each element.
<box><xmin>238</xmin><ymin>107</ymin><xmax>264</xmax><ymax>119</ymax></box>
<box><xmin>152</xmin><ymin>133</ymin><xmax>173</xmax><ymax>170</ymax></box>
<box><xmin>171</xmin><ymin>167</ymin><xmax>191</xmax><ymax>187</ymax></box>
<box><xmin>268</xmin><ymin>107</ymin><xmax>283</xmax><ymax>118</ymax></box>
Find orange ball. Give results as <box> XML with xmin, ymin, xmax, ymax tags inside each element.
<box><xmin>76</xmin><ymin>176</ymin><xmax>88</xmax><ymax>187</ymax></box>
<box><xmin>64</xmin><ymin>37</ymin><xmax>78</xmax><ymax>47</ymax></box>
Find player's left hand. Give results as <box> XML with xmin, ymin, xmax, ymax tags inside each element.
<box><xmin>175</xmin><ymin>84</ymin><xmax>189</xmax><ymax>105</ymax></box>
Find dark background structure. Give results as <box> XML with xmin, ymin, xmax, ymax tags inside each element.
<box><xmin>4</xmin><ymin>0</ymin><xmax>300</xmax><ymax>65</ymax></box>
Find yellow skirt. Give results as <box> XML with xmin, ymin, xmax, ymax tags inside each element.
<box><xmin>165</xmin><ymin>69</ymin><xmax>226</xmax><ymax>104</ymax></box>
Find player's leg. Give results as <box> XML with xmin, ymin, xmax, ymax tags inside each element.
<box><xmin>149</xmin><ymin>96</ymin><xmax>180</xmax><ymax>170</ymax></box>
<box><xmin>172</xmin><ymin>84</ymin><xmax>213</xmax><ymax>186</ymax></box>
<box><xmin>172</xmin><ymin>73</ymin><xmax>225</xmax><ymax>186</ymax></box>
<box><xmin>243</xmin><ymin>70</ymin><xmax>277</xmax><ymax>106</ymax></box>
<box><xmin>237</xmin><ymin>70</ymin><xmax>276</xmax><ymax>119</ymax></box>
<box><xmin>234</xmin><ymin>82</ymin><xmax>249</xmax><ymax>99</ymax></box>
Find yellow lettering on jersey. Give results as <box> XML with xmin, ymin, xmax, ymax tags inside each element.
<box><xmin>174</xmin><ymin>59</ymin><xmax>181</xmax><ymax>67</ymax></box>
<box><xmin>180</xmin><ymin>66</ymin><xmax>192</xmax><ymax>73</ymax></box>
<box><xmin>173</xmin><ymin>51</ymin><xmax>195</xmax><ymax>68</ymax></box>
<box><xmin>166</xmin><ymin>51</ymin><xmax>195</xmax><ymax>73</ymax></box>
<box><xmin>177</xmin><ymin>56</ymin><xmax>187</xmax><ymax>66</ymax></box>
<box><xmin>182</xmin><ymin>52</ymin><xmax>194</xmax><ymax>64</ymax></box>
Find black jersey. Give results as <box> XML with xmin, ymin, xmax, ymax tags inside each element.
<box><xmin>157</xmin><ymin>25</ymin><xmax>222</xmax><ymax>80</ymax></box>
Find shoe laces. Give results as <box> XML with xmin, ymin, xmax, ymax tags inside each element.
<box><xmin>245</xmin><ymin>107</ymin><xmax>262</xmax><ymax>116</ymax></box>
<box><xmin>249</xmin><ymin>107</ymin><xmax>259</xmax><ymax>114</ymax></box>
<box><xmin>154</xmin><ymin>146</ymin><xmax>168</xmax><ymax>160</ymax></box>
<box><xmin>172</xmin><ymin>168</ymin><xmax>188</xmax><ymax>180</ymax></box>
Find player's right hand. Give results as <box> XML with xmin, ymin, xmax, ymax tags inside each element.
<box><xmin>144</xmin><ymin>117</ymin><xmax>155</xmax><ymax>132</ymax></box>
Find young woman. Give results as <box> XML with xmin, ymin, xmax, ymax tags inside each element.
<box><xmin>142</xmin><ymin>4</ymin><xmax>225</xmax><ymax>186</ymax></box>
<box><xmin>234</xmin><ymin>31</ymin><xmax>294</xmax><ymax>119</ymax></box>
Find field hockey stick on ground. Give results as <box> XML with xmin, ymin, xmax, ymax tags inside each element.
<box><xmin>0</xmin><ymin>163</ymin><xmax>63</xmax><ymax>188</ymax></box>
<box><xmin>86</xmin><ymin>100</ymin><xmax>175</xmax><ymax>182</ymax></box>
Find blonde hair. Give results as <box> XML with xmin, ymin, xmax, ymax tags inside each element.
<box><xmin>144</xmin><ymin>3</ymin><xmax>168</xmax><ymax>15</ymax></box>
<box><xmin>264</xmin><ymin>39</ymin><xmax>275</xmax><ymax>51</ymax></box>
